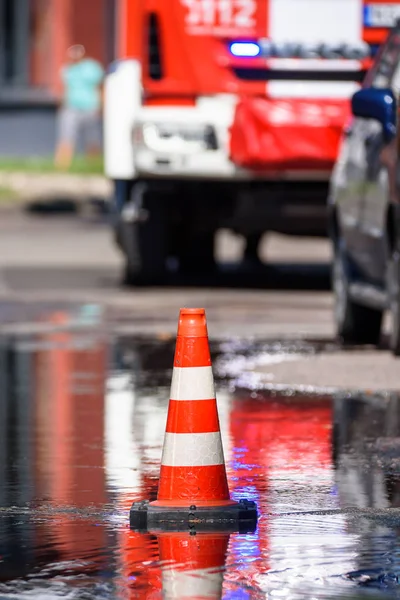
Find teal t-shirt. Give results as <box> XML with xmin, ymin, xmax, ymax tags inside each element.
<box><xmin>62</xmin><ymin>59</ymin><xmax>104</xmax><ymax>111</ymax></box>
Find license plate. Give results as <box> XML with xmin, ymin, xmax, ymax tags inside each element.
<box><xmin>364</xmin><ymin>3</ymin><xmax>400</xmax><ymax>27</ymax></box>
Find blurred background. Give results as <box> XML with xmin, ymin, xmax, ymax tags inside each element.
<box><xmin>0</xmin><ymin>1</ymin><xmax>381</xmax><ymax>158</ymax></box>
<box><xmin>2</xmin><ymin>2</ymin><xmax>400</xmax><ymax>598</ymax></box>
<box><xmin>0</xmin><ymin>0</ymin><xmax>116</xmax><ymax>158</ymax></box>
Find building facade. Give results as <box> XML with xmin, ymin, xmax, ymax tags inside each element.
<box><xmin>0</xmin><ymin>0</ymin><xmax>117</xmax><ymax>156</ymax></box>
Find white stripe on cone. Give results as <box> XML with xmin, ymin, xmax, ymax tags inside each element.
<box><xmin>161</xmin><ymin>432</ymin><xmax>225</xmax><ymax>467</ymax></box>
<box><xmin>170</xmin><ymin>366</ymin><xmax>215</xmax><ymax>401</ymax></box>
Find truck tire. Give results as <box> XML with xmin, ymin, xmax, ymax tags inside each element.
<box><xmin>121</xmin><ymin>190</ymin><xmax>168</xmax><ymax>285</ymax></box>
<box><xmin>333</xmin><ymin>243</ymin><xmax>382</xmax><ymax>345</ymax></box>
<box><xmin>178</xmin><ymin>226</ymin><xmax>216</xmax><ymax>275</ymax></box>
<box><xmin>244</xmin><ymin>233</ymin><xmax>263</xmax><ymax>266</ymax></box>
<box><xmin>113</xmin><ymin>179</ymin><xmax>134</xmax><ymax>249</ymax></box>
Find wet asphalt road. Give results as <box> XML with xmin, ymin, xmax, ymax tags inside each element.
<box><xmin>0</xmin><ymin>206</ymin><xmax>332</xmax><ymax>337</ymax></box>
<box><xmin>1</xmin><ymin>207</ymin><xmax>400</xmax><ymax>598</ymax></box>
<box><xmin>0</xmin><ymin>206</ymin><xmax>398</xmax><ymax>392</ymax></box>
<box><xmin>1</xmin><ymin>331</ymin><xmax>400</xmax><ymax>599</ymax></box>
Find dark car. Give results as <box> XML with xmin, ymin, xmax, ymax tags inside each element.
<box><xmin>329</xmin><ymin>20</ymin><xmax>400</xmax><ymax>355</ymax></box>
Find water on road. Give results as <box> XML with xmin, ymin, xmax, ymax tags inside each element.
<box><xmin>0</xmin><ymin>312</ymin><xmax>399</xmax><ymax>599</ymax></box>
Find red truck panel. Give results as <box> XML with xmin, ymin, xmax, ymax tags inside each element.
<box><xmin>229</xmin><ymin>97</ymin><xmax>351</xmax><ymax>171</ymax></box>
<box><xmin>116</xmin><ymin>0</ymin><xmax>398</xmax><ymax>173</ymax></box>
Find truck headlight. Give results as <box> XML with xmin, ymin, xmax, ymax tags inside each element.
<box><xmin>133</xmin><ymin>123</ymin><xmax>218</xmax><ymax>152</ymax></box>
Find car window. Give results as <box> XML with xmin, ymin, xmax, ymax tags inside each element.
<box><xmin>365</xmin><ymin>27</ymin><xmax>400</xmax><ymax>89</ymax></box>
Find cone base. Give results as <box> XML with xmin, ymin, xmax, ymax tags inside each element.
<box><xmin>130</xmin><ymin>499</ymin><xmax>257</xmax><ymax>533</ymax></box>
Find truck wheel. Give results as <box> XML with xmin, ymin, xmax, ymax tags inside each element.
<box><xmin>113</xmin><ymin>179</ymin><xmax>134</xmax><ymax>249</ymax></box>
<box><xmin>178</xmin><ymin>226</ymin><xmax>216</xmax><ymax>275</ymax></box>
<box><xmin>388</xmin><ymin>250</ymin><xmax>400</xmax><ymax>356</ymax></box>
<box><xmin>333</xmin><ymin>243</ymin><xmax>382</xmax><ymax>345</ymax></box>
<box><xmin>243</xmin><ymin>233</ymin><xmax>263</xmax><ymax>266</ymax></box>
<box><xmin>121</xmin><ymin>190</ymin><xmax>168</xmax><ymax>285</ymax></box>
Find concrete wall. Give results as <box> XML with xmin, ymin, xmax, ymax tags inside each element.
<box><xmin>0</xmin><ymin>0</ymin><xmax>116</xmax><ymax>157</ymax></box>
<box><xmin>0</xmin><ymin>108</ymin><xmax>56</xmax><ymax>157</ymax></box>
<box><xmin>0</xmin><ymin>107</ymin><xmax>105</xmax><ymax>157</ymax></box>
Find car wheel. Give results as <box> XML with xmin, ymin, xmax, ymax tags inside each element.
<box><xmin>388</xmin><ymin>250</ymin><xmax>400</xmax><ymax>356</ymax></box>
<box><xmin>333</xmin><ymin>243</ymin><xmax>383</xmax><ymax>345</ymax></box>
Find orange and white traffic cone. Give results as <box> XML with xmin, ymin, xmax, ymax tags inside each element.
<box><xmin>130</xmin><ymin>308</ymin><xmax>257</xmax><ymax>532</ymax></box>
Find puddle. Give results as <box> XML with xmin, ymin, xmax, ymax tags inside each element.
<box><xmin>0</xmin><ymin>315</ymin><xmax>399</xmax><ymax>598</ymax></box>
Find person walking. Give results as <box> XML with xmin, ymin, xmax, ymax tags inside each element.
<box><xmin>54</xmin><ymin>44</ymin><xmax>105</xmax><ymax>170</ymax></box>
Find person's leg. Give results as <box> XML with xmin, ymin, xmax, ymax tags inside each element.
<box><xmin>82</xmin><ymin>110</ymin><xmax>102</xmax><ymax>158</ymax></box>
<box><xmin>54</xmin><ymin>141</ymin><xmax>74</xmax><ymax>170</ymax></box>
<box><xmin>54</xmin><ymin>108</ymin><xmax>78</xmax><ymax>170</ymax></box>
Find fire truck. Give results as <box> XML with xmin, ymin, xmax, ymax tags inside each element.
<box><xmin>104</xmin><ymin>0</ymin><xmax>400</xmax><ymax>284</ymax></box>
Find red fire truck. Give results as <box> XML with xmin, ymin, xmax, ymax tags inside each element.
<box><xmin>104</xmin><ymin>0</ymin><xmax>400</xmax><ymax>284</ymax></box>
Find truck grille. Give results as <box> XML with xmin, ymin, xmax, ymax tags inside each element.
<box><xmin>233</xmin><ymin>68</ymin><xmax>366</xmax><ymax>82</ymax></box>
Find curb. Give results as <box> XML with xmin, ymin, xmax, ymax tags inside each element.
<box><xmin>0</xmin><ymin>171</ymin><xmax>112</xmax><ymax>203</ymax></box>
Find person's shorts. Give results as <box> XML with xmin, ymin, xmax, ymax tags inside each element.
<box><xmin>57</xmin><ymin>107</ymin><xmax>101</xmax><ymax>147</ymax></box>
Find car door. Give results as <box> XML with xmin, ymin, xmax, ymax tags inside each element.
<box><xmin>334</xmin><ymin>112</ymin><xmax>372</xmax><ymax>261</ymax></box>
<box><xmin>356</xmin><ymin>26</ymin><xmax>400</xmax><ymax>284</ymax></box>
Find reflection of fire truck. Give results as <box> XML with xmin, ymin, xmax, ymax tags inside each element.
<box><xmin>0</xmin><ymin>315</ymin><xmax>110</xmax><ymax>585</ymax></box>
<box><xmin>33</xmin><ymin>313</ymin><xmax>109</xmax><ymax>571</ymax></box>
<box><xmin>105</xmin><ymin>0</ymin><xmax>399</xmax><ymax>284</ymax></box>
<box><xmin>226</xmin><ymin>393</ymin><xmax>333</xmax><ymax>590</ymax></box>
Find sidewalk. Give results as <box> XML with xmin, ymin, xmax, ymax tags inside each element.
<box><xmin>0</xmin><ymin>170</ymin><xmax>112</xmax><ymax>205</ymax></box>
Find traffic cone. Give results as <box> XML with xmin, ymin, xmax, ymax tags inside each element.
<box><xmin>157</xmin><ymin>531</ymin><xmax>230</xmax><ymax>599</ymax></box>
<box><xmin>130</xmin><ymin>308</ymin><xmax>257</xmax><ymax>532</ymax></box>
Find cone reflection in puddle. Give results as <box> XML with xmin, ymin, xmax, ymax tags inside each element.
<box><xmin>122</xmin><ymin>530</ymin><xmax>230</xmax><ymax>600</ymax></box>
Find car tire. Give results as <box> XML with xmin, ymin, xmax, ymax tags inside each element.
<box><xmin>388</xmin><ymin>249</ymin><xmax>400</xmax><ymax>356</ymax></box>
<box><xmin>333</xmin><ymin>243</ymin><xmax>383</xmax><ymax>345</ymax></box>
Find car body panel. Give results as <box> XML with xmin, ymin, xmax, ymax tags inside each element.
<box><xmin>330</xmin><ymin>22</ymin><xmax>400</xmax><ymax>290</ymax></box>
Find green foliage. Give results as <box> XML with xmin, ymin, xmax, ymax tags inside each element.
<box><xmin>0</xmin><ymin>155</ymin><xmax>104</xmax><ymax>175</ymax></box>
<box><xmin>0</xmin><ymin>186</ymin><xmax>20</xmax><ymax>203</ymax></box>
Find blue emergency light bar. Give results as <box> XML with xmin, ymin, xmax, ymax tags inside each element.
<box><xmin>229</xmin><ymin>42</ymin><xmax>260</xmax><ymax>57</ymax></box>
<box><xmin>229</xmin><ymin>40</ymin><xmax>371</xmax><ymax>60</ymax></box>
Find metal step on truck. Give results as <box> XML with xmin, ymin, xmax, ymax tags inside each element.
<box><xmin>104</xmin><ymin>0</ymin><xmax>398</xmax><ymax>284</ymax></box>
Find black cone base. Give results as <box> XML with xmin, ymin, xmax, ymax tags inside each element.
<box><xmin>130</xmin><ymin>499</ymin><xmax>258</xmax><ymax>533</ymax></box>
